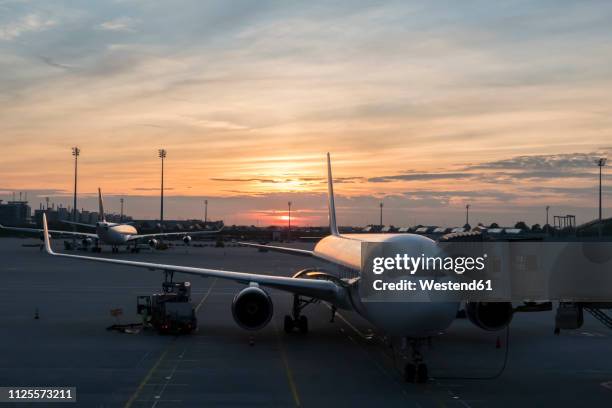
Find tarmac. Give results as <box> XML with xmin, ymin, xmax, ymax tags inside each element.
<box><xmin>0</xmin><ymin>237</ymin><xmax>611</xmax><ymax>407</ymax></box>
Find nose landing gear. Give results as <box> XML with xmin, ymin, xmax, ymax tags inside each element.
<box><xmin>403</xmin><ymin>338</ymin><xmax>429</xmax><ymax>383</ymax></box>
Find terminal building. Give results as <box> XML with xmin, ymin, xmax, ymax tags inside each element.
<box><xmin>0</xmin><ymin>200</ymin><xmax>31</xmax><ymax>225</ymax></box>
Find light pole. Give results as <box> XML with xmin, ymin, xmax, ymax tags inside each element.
<box><xmin>120</xmin><ymin>198</ymin><xmax>124</xmax><ymax>222</ymax></box>
<box><xmin>71</xmin><ymin>147</ymin><xmax>80</xmax><ymax>223</ymax></box>
<box><xmin>288</xmin><ymin>201</ymin><xmax>292</xmax><ymax>241</ymax></box>
<box><xmin>465</xmin><ymin>204</ymin><xmax>470</xmax><ymax>226</ymax></box>
<box><xmin>546</xmin><ymin>205</ymin><xmax>550</xmax><ymax>226</ymax></box>
<box><xmin>379</xmin><ymin>202</ymin><xmax>384</xmax><ymax>228</ymax></box>
<box><xmin>204</xmin><ymin>199</ymin><xmax>208</xmax><ymax>225</ymax></box>
<box><xmin>597</xmin><ymin>158</ymin><xmax>607</xmax><ymax>237</ymax></box>
<box><xmin>158</xmin><ymin>149</ymin><xmax>166</xmax><ymax>233</ymax></box>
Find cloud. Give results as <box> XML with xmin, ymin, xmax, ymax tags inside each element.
<box><xmin>369</xmin><ymin>152</ymin><xmax>607</xmax><ymax>184</ymax></box>
<box><xmin>368</xmin><ymin>172</ymin><xmax>474</xmax><ymax>183</ymax></box>
<box><xmin>39</xmin><ymin>56</ymin><xmax>75</xmax><ymax>70</ymax></box>
<box><xmin>402</xmin><ymin>189</ymin><xmax>520</xmax><ymax>202</ymax></box>
<box><xmin>466</xmin><ymin>152</ymin><xmax>609</xmax><ymax>171</ymax></box>
<box><xmin>0</xmin><ymin>13</ymin><xmax>56</xmax><ymax>40</ymax></box>
<box><xmin>98</xmin><ymin>16</ymin><xmax>138</xmax><ymax>32</ymax></box>
<box><xmin>211</xmin><ymin>178</ymin><xmax>281</xmax><ymax>184</ymax></box>
<box><xmin>0</xmin><ymin>188</ymin><xmax>68</xmax><ymax>197</ymax></box>
<box><xmin>523</xmin><ymin>185</ymin><xmax>611</xmax><ymax>196</ymax></box>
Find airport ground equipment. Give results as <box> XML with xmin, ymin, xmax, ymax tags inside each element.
<box><xmin>137</xmin><ymin>281</ymin><xmax>197</xmax><ymax>334</ymax></box>
<box><xmin>582</xmin><ymin>303</ymin><xmax>612</xmax><ymax>329</ymax></box>
<box><xmin>554</xmin><ymin>302</ymin><xmax>612</xmax><ymax>333</ymax></box>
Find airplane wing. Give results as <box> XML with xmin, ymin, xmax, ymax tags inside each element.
<box><xmin>129</xmin><ymin>227</ymin><xmax>224</xmax><ymax>241</ymax></box>
<box><xmin>41</xmin><ymin>215</ymin><xmax>342</xmax><ymax>303</ymax></box>
<box><xmin>238</xmin><ymin>242</ymin><xmax>314</xmax><ymax>257</ymax></box>
<box><xmin>0</xmin><ymin>223</ymin><xmax>98</xmax><ymax>239</ymax></box>
<box><xmin>61</xmin><ymin>220</ymin><xmax>98</xmax><ymax>229</ymax></box>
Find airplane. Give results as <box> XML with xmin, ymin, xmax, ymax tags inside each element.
<box><xmin>39</xmin><ymin>154</ymin><xmax>514</xmax><ymax>383</ymax></box>
<box><xmin>1</xmin><ymin>188</ymin><xmax>223</xmax><ymax>253</ymax></box>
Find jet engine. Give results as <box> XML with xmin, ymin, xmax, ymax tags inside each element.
<box><xmin>182</xmin><ymin>235</ymin><xmax>192</xmax><ymax>245</ymax></box>
<box><xmin>465</xmin><ymin>302</ymin><xmax>513</xmax><ymax>331</ymax></box>
<box><xmin>231</xmin><ymin>286</ymin><xmax>273</xmax><ymax>330</ymax></box>
<box><xmin>148</xmin><ymin>239</ymin><xmax>159</xmax><ymax>248</ymax></box>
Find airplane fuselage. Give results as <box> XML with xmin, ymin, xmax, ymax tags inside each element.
<box><xmin>95</xmin><ymin>222</ymin><xmax>138</xmax><ymax>245</ymax></box>
<box><xmin>314</xmin><ymin>233</ymin><xmax>459</xmax><ymax>338</ymax></box>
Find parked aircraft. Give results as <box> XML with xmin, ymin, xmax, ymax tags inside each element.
<box><xmin>2</xmin><ymin>188</ymin><xmax>222</xmax><ymax>252</ymax></box>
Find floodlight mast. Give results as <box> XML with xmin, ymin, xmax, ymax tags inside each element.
<box><xmin>71</xmin><ymin>147</ymin><xmax>80</xmax><ymax>223</ymax></box>
<box><xmin>159</xmin><ymin>149</ymin><xmax>167</xmax><ymax>233</ymax></box>
<box><xmin>597</xmin><ymin>158</ymin><xmax>607</xmax><ymax>238</ymax></box>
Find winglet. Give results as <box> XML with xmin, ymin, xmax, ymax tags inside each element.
<box><xmin>42</xmin><ymin>213</ymin><xmax>54</xmax><ymax>255</ymax></box>
<box><xmin>98</xmin><ymin>188</ymin><xmax>106</xmax><ymax>222</ymax></box>
<box><xmin>326</xmin><ymin>153</ymin><xmax>339</xmax><ymax>236</ymax></box>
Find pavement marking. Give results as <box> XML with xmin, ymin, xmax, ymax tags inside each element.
<box><xmin>601</xmin><ymin>381</ymin><xmax>612</xmax><ymax>391</ymax></box>
<box><xmin>124</xmin><ymin>345</ymin><xmax>174</xmax><ymax>408</ymax></box>
<box><xmin>324</xmin><ymin>304</ymin><xmax>418</xmax><ymax>405</ymax></box>
<box><xmin>326</xmin><ymin>303</ymin><xmax>463</xmax><ymax>408</ymax></box>
<box><xmin>446</xmin><ymin>388</ymin><xmax>472</xmax><ymax>408</ymax></box>
<box><xmin>196</xmin><ymin>278</ymin><xmax>217</xmax><ymax>312</ymax></box>
<box><xmin>273</xmin><ymin>321</ymin><xmax>302</xmax><ymax>407</ymax></box>
<box><xmin>151</xmin><ymin>348</ymin><xmax>183</xmax><ymax>408</ymax></box>
<box><xmin>124</xmin><ymin>280</ymin><xmax>217</xmax><ymax>408</ymax></box>
<box><xmin>323</xmin><ymin>303</ymin><xmax>370</xmax><ymax>339</ymax></box>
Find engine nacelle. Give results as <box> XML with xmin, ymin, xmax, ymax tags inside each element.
<box><xmin>182</xmin><ymin>235</ymin><xmax>192</xmax><ymax>245</ymax></box>
<box><xmin>148</xmin><ymin>239</ymin><xmax>159</xmax><ymax>248</ymax></box>
<box><xmin>465</xmin><ymin>302</ymin><xmax>513</xmax><ymax>331</ymax></box>
<box><xmin>231</xmin><ymin>286</ymin><xmax>273</xmax><ymax>330</ymax></box>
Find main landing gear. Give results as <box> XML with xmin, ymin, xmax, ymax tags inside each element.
<box><xmin>403</xmin><ymin>338</ymin><xmax>428</xmax><ymax>383</ymax></box>
<box><xmin>284</xmin><ymin>294</ymin><xmax>317</xmax><ymax>334</ymax></box>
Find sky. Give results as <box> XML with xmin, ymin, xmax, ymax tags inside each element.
<box><xmin>0</xmin><ymin>0</ymin><xmax>611</xmax><ymax>227</ymax></box>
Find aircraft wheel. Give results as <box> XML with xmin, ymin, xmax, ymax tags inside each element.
<box><xmin>284</xmin><ymin>315</ymin><xmax>294</xmax><ymax>333</ymax></box>
<box><xmin>298</xmin><ymin>315</ymin><xmax>309</xmax><ymax>334</ymax></box>
<box><xmin>416</xmin><ymin>363</ymin><xmax>428</xmax><ymax>383</ymax></box>
<box><xmin>403</xmin><ymin>363</ymin><xmax>416</xmax><ymax>383</ymax></box>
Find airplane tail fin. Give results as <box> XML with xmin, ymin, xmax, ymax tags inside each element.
<box><xmin>42</xmin><ymin>213</ymin><xmax>54</xmax><ymax>254</ymax></box>
<box><xmin>98</xmin><ymin>188</ymin><xmax>106</xmax><ymax>222</ymax></box>
<box><xmin>326</xmin><ymin>153</ymin><xmax>339</xmax><ymax>236</ymax></box>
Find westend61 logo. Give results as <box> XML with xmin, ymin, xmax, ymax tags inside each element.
<box><xmin>372</xmin><ymin>253</ymin><xmax>488</xmax><ymax>275</ymax></box>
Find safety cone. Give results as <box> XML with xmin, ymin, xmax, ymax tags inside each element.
<box><xmin>496</xmin><ymin>336</ymin><xmax>501</xmax><ymax>349</ymax></box>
